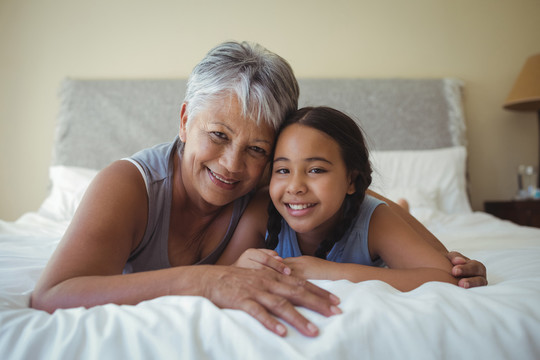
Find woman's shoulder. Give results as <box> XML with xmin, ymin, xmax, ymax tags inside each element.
<box><xmin>87</xmin><ymin>160</ymin><xmax>149</xmax><ymax>216</ymax></box>
<box><xmin>61</xmin><ymin>159</ymin><xmax>150</xmax><ymax>258</ymax></box>
<box><xmin>98</xmin><ymin>159</ymin><xmax>147</xmax><ymax>185</ymax></box>
<box><xmin>126</xmin><ymin>138</ymin><xmax>179</xmax><ymax>181</ymax></box>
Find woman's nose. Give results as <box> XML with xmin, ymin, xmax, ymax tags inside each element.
<box><xmin>219</xmin><ymin>147</ymin><xmax>244</xmax><ymax>173</ymax></box>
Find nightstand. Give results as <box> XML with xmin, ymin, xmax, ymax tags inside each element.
<box><xmin>484</xmin><ymin>200</ymin><xmax>540</xmax><ymax>228</ymax></box>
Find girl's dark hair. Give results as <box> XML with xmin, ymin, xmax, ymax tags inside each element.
<box><xmin>266</xmin><ymin>106</ymin><xmax>372</xmax><ymax>259</ymax></box>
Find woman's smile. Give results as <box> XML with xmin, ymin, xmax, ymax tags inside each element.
<box><xmin>207</xmin><ymin>167</ymin><xmax>239</xmax><ymax>188</ymax></box>
<box><xmin>180</xmin><ymin>94</ymin><xmax>275</xmax><ymax>207</ymax></box>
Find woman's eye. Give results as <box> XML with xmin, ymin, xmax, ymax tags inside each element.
<box><xmin>211</xmin><ymin>131</ymin><xmax>227</xmax><ymax>140</ymax></box>
<box><xmin>249</xmin><ymin>146</ymin><xmax>267</xmax><ymax>156</ymax></box>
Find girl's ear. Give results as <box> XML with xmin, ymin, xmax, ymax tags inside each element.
<box><xmin>347</xmin><ymin>170</ymin><xmax>359</xmax><ymax>195</ymax></box>
<box><xmin>179</xmin><ymin>103</ymin><xmax>189</xmax><ymax>142</ymax></box>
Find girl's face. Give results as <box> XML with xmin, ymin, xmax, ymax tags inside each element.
<box><xmin>179</xmin><ymin>95</ymin><xmax>275</xmax><ymax>208</ymax></box>
<box><xmin>269</xmin><ymin>123</ymin><xmax>356</xmax><ymax>236</ymax></box>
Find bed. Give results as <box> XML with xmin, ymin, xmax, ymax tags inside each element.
<box><xmin>1</xmin><ymin>78</ymin><xmax>539</xmax><ymax>360</ymax></box>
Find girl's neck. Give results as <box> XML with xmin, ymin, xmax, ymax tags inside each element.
<box><xmin>295</xmin><ymin>209</ymin><xmax>342</xmax><ymax>256</ymax></box>
<box><xmin>296</xmin><ymin>231</ymin><xmax>327</xmax><ymax>257</ymax></box>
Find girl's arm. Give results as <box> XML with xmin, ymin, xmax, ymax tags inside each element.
<box><xmin>284</xmin><ymin>204</ymin><xmax>458</xmax><ymax>292</ymax></box>
<box><xmin>367</xmin><ymin>190</ymin><xmax>447</xmax><ymax>252</ymax></box>
<box><xmin>367</xmin><ymin>189</ymin><xmax>487</xmax><ymax>288</ymax></box>
<box><xmin>283</xmin><ymin>257</ymin><xmax>456</xmax><ymax>291</ymax></box>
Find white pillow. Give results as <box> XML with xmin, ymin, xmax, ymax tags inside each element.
<box><xmin>368</xmin><ymin>146</ymin><xmax>472</xmax><ymax>214</ymax></box>
<box><xmin>39</xmin><ymin>166</ymin><xmax>99</xmax><ymax>221</ymax></box>
<box><xmin>377</xmin><ymin>187</ymin><xmax>439</xmax><ymax>211</ymax></box>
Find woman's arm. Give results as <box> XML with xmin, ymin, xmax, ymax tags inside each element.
<box><xmin>31</xmin><ymin>160</ymin><xmax>150</xmax><ymax>310</ymax></box>
<box><xmin>367</xmin><ymin>190</ymin><xmax>487</xmax><ymax>287</ymax></box>
<box><xmin>31</xmin><ymin>163</ymin><xmax>340</xmax><ymax>337</ymax></box>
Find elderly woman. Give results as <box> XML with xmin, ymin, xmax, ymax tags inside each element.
<box><xmin>31</xmin><ymin>41</ymin><xmax>486</xmax><ymax>337</ymax></box>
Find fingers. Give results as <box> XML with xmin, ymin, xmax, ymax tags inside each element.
<box><xmin>240</xmin><ymin>298</ymin><xmax>290</xmax><ymax>337</ymax></box>
<box><xmin>299</xmin><ymin>278</ymin><xmax>342</xmax><ymax>307</ymax></box>
<box><xmin>452</xmin><ymin>260</ymin><xmax>487</xmax><ymax>278</ymax></box>
<box><xmin>245</xmin><ymin>249</ymin><xmax>291</xmax><ymax>275</ymax></box>
<box><xmin>458</xmin><ymin>276</ymin><xmax>488</xmax><ymax>288</ymax></box>
<box><xmin>447</xmin><ymin>251</ymin><xmax>469</xmax><ymax>265</ymax></box>
<box><xmin>264</xmin><ymin>275</ymin><xmax>342</xmax><ymax>318</ymax></box>
<box><xmin>247</xmin><ymin>276</ymin><xmax>341</xmax><ymax>337</ymax></box>
<box><xmin>447</xmin><ymin>251</ymin><xmax>488</xmax><ymax>288</ymax></box>
<box><xmin>205</xmin><ymin>266</ymin><xmax>341</xmax><ymax>337</ymax></box>
<box><xmin>241</xmin><ymin>292</ymin><xmax>318</xmax><ymax>337</ymax></box>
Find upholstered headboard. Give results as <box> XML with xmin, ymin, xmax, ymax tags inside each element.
<box><xmin>52</xmin><ymin>78</ymin><xmax>466</xmax><ymax>171</ymax></box>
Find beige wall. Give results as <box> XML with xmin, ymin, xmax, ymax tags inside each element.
<box><xmin>1</xmin><ymin>0</ymin><xmax>539</xmax><ymax>220</ymax></box>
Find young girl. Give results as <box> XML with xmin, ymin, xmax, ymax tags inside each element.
<box><xmin>218</xmin><ymin>106</ymin><xmax>458</xmax><ymax>291</ymax></box>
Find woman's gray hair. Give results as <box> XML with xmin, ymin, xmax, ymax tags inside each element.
<box><xmin>184</xmin><ymin>41</ymin><xmax>299</xmax><ymax>131</ymax></box>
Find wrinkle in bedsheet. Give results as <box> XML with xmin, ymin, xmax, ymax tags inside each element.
<box><xmin>1</xmin><ymin>211</ymin><xmax>540</xmax><ymax>359</ymax></box>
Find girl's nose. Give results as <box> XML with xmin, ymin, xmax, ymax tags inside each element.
<box><xmin>286</xmin><ymin>174</ymin><xmax>307</xmax><ymax>195</ymax></box>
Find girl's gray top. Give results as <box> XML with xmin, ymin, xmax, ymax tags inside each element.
<box><xmin>122</xmin><ymin>137</ymin><xmax>252</xmax><ymax>273</ymax></box>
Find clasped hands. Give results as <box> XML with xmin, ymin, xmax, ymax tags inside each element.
<box><xmin>214</xmin><ymin>248</ymin><xmax>486</xmax><ymax>338</ymax></box>
<box><xmin>233</xmin><ymin>248</ymin><xmax>487</xmax><ymax>288</ymax></box>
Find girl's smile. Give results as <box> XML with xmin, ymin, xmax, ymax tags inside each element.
<box><xmin>270</xmin><ymin>123</ymin><xmax>356</xmax><ymax>236</ymax></box>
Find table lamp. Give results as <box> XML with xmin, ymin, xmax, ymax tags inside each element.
<box><xmin>503</xmin><ymin>53</ymin><xmax>540</xmax><ymax>188</ymax></box>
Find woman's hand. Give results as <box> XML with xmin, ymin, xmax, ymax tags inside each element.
<box><xmin>233</xmin><ymin>248</ymin><xmax>291</xmax><ymax>275</ymax></box>
<box><xmin>201</xmin><ymin>265</ymin><xmax>341</xmax><ymax>337</ymax></box>
<box><xmin>446</xmin><ymin>251</ymin><xmax>488</xmax><ymax>288</ymax></box>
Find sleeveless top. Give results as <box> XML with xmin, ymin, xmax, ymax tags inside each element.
<box><xmin>274</xmin><ymin>195</ymin><xmax>385</xmax><ymax>266</ymax></box>
<box><xmin>122</xmin><ymin>137</ymin><xmax>252</xmax><ymax>273</ymax></box>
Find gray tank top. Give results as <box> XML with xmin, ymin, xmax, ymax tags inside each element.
<box><xmin>123</xmin><ymin>137</ymin><xmax>252</xmax><ymax>273</ymax></box>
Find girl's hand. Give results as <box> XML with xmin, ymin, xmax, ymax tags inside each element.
<box><xmin>282</xmin><ymin>256</ymin><xmax>331</xmax><ymax>279</ymax></box>
<box><xmin>233</xmin><ymin>248</ymin><xmax>291</xmax><ymax>275</ymax></box>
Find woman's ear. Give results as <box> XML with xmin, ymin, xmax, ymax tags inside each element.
<box><xmin>347</xmin><ymin>170</ymin><xmax>359</xmax><ymax>195</ymax></box>
<box><xmin>179</xmin><ymin>103</ymin><xmax>189</xmax><ymax>142</ymax></box>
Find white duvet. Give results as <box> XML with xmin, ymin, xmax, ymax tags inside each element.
<box><xmin>1</xmin><ymin>167</ymin><xmax>540</xmax><ymax>360</ymax></box>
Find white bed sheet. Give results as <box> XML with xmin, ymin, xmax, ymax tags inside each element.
<box><xmin>1</xmin><ymin>198</ymin><xmax>540</xmax><ymax>359</ymax></box>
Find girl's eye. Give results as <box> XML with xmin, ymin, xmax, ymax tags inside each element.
<box><xmin>275</xmin><ymin>168</ymin><xmax>289</xmax><ymax>175</ymax></box>
<box><xmin>309</xmin><ymin>168</ymin><xmax>326</xmax><ymax>174</ymax></box>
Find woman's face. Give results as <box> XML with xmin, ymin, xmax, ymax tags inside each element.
<box><xmin>179</xmin><ymin>95</ymin><xmax>275</xmax><ymax>208</ymax></box>
<box><xmin>269</xmin><ymin>123</ymin><xmax>356</xmax><ymax>235</ymax></box>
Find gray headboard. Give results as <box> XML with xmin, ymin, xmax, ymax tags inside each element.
<box><xmin>52</xmin><ymin>78</ymin><xmax>466</xmax><ymax>170</ymax></box>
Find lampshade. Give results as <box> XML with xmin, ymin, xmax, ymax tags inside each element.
<box><xmin>503</xmin><ymin>53</ymin><xmax>540</xmax><ymax>111</ymax></box>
